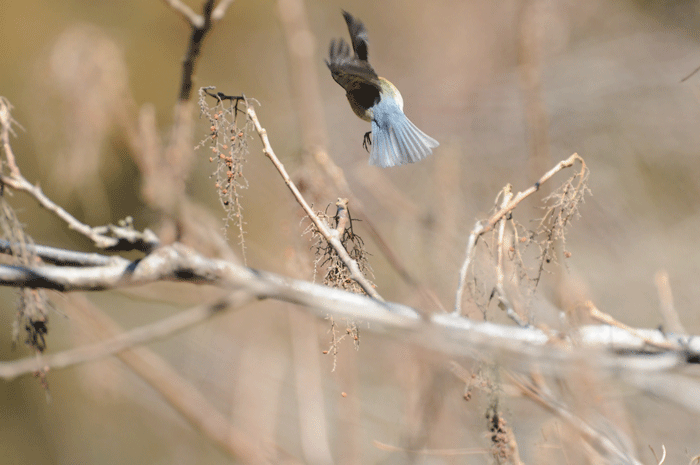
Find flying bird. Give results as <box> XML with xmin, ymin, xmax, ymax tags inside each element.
<box><xmin>327</xmin><ymin>11</ymin><xmax>439</xmax><ymax>168</ymax></box>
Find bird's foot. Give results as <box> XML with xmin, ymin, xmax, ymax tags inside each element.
<box><xmin>362</xmin><ymin>131</ymin><xmax>372</xmax><ymax>152</ymax></box>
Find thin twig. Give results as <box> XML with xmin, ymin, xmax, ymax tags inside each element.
<box><xmin>649</xmin><ymin>444</ymin><xmax>666</xmax><ymax>465</ymax></box>
<box><xmin>681</xmin><ymin>63</ymin><xmax>700</xmax><ymax>82</ymax></box>
<box><xmin>494</xmin><ymin>184</ymin><xmax>527</xmax><ymax>326</ymax></box>
<box><xmin>486</xmin><ymin>153</ymin><xmax>586</xmax><ymax>236</ymax></box>
<box><xmin>211</xmin><ymin>0</ymin><xmax>235</xmax><ymax>20</ymax></box>
<box><xmin>654</xmin><ymin>270</ymin><xmax>685</xmax><ymax>334</ymax></box>
<box><xmin>454</xmin><ymin>222</ymin><xmax>481</xmax><ymax>316</ymax></box>
<box><xmin>587</xmin><ymin>301</ymin><xmax>680</xmax><ymax>351</ymax></box>
<box><xmin>0</xmin><ymin>239</ymin><xmax>115</xmax><ymax>266</ymax></box>
<box><xmin>0</xmin><ymin>175</ymin><xmax>119</xmax><ymax>248</ymax></box>
<box><xmin>162</xmin><ymin>0</ymin><xmax>201</xmax><ymax>25</ymax></box>
<box><xmin>0</xmin><ymin>97</ymin><xmax>159</xmax><ymax>250</ymax></box>
<box><xmin>246</xmin><ymin>106</ymin><xmax>382</xmax><ymax>300</ymax></box>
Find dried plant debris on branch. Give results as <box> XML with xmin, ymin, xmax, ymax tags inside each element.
<box><xmin>197</xmin><ymin>87</ymin><xmax>256</xmax><ymax>263</ymax></box>
<box><xmin>531</xmin><ymin>170</ymin><xmax>591</xmax><ymax>284</ymax></box>
<box><xmin>0</xmin><ymin>199</ymin><xmax>52</xmax><ymax>354</ymax></box>
<box><xmin>0</xmin><ymin>100</ymin><xmax>52</xmax><ymax>354</ymax></box>
<box><xmin>306</xmin><ymin>198</ymin><xmax>374</xmax><ymax>295</ymax></box>
<box><xmin>460</xmin><ymin>154</ymin><xmax>590</xmax><ymax>321</ymax></box>
<box><xmin>323</xmin><ymin>316</ymin><xmax>360</xmax><ymax>372</ymax></box>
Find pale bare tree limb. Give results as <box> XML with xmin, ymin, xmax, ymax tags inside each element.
<box><xmin>0</xmin><ymin>243</ymin><xmax>415</xmax><ymax>323</ymax></box>
<box><xmin>0</xmin><ymin>239</ymin><xmax>115</xmax><ymax>266</ymax></box>
<box><xmin>1</xmin><ymin>242</ymin><xmax>699</xmax><ymax>382</ymax></box>
<box><xmin>587</xmin><ymin>301</ymin><xmax>680</xmax><ymax>351</ymax></box>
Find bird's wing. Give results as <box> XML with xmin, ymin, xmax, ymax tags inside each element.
<box><xmin>326</xmin><ymin>38</ymin><xmax>380</xmax><ymax>92</ymax></box>
<box><xmin>342</xmin><ymin>10</ymin><xmax>369</xmax><ymax>61</ymax></box>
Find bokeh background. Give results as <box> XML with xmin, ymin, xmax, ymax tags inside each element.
<box><xmin>2</xmin><ymin>0</ymin><xmax>700</xmax><ymax>463</ymax></box>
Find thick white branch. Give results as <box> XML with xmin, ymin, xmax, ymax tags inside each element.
<box><xmin>0</xmin><ymin>242</ymin><xmax>698</xmax><ymax>384</ymax></box>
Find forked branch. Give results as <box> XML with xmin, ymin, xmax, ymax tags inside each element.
<box><xmin>454</xmin><ymin>153</ymin><xmax>587</xmax><ymax>316</ymax></box>
<box><xmin>246</xmin><ymin>104</ymin><xmax>382</xmax><ymax>301</ymax></box>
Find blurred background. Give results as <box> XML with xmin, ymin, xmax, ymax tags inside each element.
<box><xmin>1</xmin><ymin>0</ymin><xmax>700</xmax><ymax>463</ymax></box>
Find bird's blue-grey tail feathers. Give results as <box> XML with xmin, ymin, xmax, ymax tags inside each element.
<box><xmin>369</xmin><ymin>109</ymin><xmax>438</xmax><ymax>168</ymax></box>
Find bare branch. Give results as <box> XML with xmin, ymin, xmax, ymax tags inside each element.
<box><xmin>587</xmin><ymin>301</ymin><xmax>680</xmax><ymax>351</ymax></box>
<box><xmin>164</xmin><ymin>0</ymin><xmax>233</xmax><ymax>101</ymax></box>
<box><xmin>246</xmin><ymin>105</ymin><xmax>382</xmax><ymax>300</ymax></box>
<box><xmin>0</xmin><ymin>98</ymin><xmax>158</xmax><ymax>251</ymax></box>
<box><xmin>0</xmin><ymin>242</ymin><xmax>698</xmax><ymax>383</ymax></box>
<box><xmin>0</xmin><ymin>175</ymin><xmax>117</xmax><ymax>249</ymax></box>
<box><xmin>0</xmin><ymin>239</ymin><xmax>114</xmax><ymax>266</ymax></box>
<box><xmin>488</xmin><ymin>153</ymin><xmax>586</xmax><ymax>236</ymax></box>
<box><xmin>494</xmin><ymin>185</ymin><xmax>527</xmax><ymax>326</ymax></box>
<box><xmin>454</xmin><ymin>221</ymin><xmax>481</xmax><ymax>316</ymax></box>
<box><xmin>454</xmin><ymin>153</ymin><xmax>587</xmax><ymax>315</ymax></box>
<box><xmin>0</xmin><ymin>243</ymin><xmax>413</xmax><ymax>324</ymax></box>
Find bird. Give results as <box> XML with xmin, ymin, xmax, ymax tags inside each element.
<box><xmin>326</xmin><ymin>11</ymin><xmax>439</xmax><ymax>168</ymax></box>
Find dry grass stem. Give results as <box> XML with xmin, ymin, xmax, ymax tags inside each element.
<box><xmin>373</xmin><ymin>440</ymin><xmax>489</xmax><ymax>456</ymax></box>
<box><xmin>649</xmin><ymin>444</ymin><xmax>667</xmax><ymax>465</ymax></box>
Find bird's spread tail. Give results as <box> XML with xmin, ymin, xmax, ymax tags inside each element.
<box><xmin>369</xmin><ymin>113</ymin><xmax>439</xmax><ymax>168</ymax></box>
